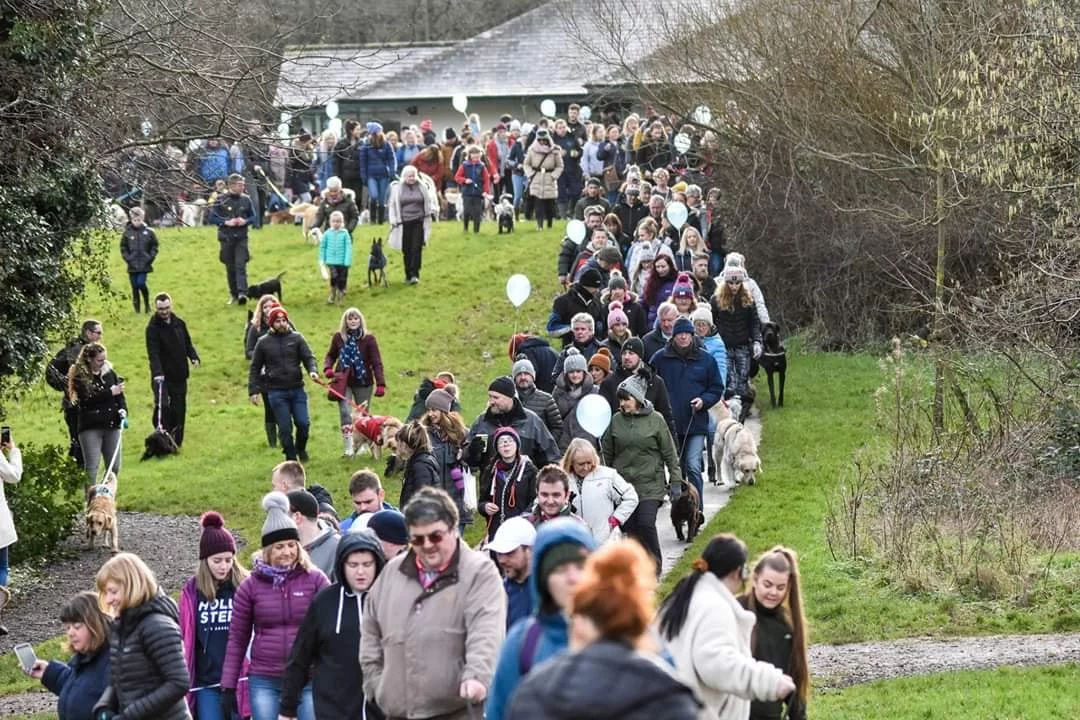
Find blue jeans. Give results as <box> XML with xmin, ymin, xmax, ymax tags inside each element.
<box><xmin>248</xmin><ymin>675</ymin><xmax>314</xmax><ymax>720</ymax></box>
<box><xmin>679</xmin><ymin>433</ymin><xmax>707</xmax><ymax>502</ymax></box>
<box><xmin>194</xmin><ymin>686</ymin><xmax>238</xmax><ymax>720</ymax></box>
<box><xmin>0</xmin><ymin>545</ymin><xmax>8</xmax><ymax>587</ymax></box>
<box><xmin>267</xmin><ymin>387</ymin><xmax>310</xmax><ymax>461</ymax></box>
<box><xmin>367</xmin><ymin>176</ymin><xmax>390</xmax><ymax>207</ymax></box>
<box><xmin>511</xmin><ymin>174</ymin><xmax>526</xmax><ymax>210</ymax></box>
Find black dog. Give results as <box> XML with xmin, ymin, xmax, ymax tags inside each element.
<box><xmin>141</xmin><ymin>428</ymin><xmax>178</xmax><ymax>460</ymax></box>
<box><xmin>670</xmin><ymin>480</ymin><xmax>702</xmax><ymax>542</ymax></box>
<box><xmin>247</xmin><ymin>271</ymin><xmax>286</xmax><ymax>303</ymax></box>
<box><xmin>758</xmin><ymin>322</ymin><xmax>787</xmax><ymax>407</ymax></box>
<box><xmin>368</xmin><ymin>237</ymin><xmax>388</xmax><ymax>288</ymax></box>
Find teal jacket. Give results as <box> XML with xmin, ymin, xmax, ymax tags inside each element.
<box><xmin>319</xmin><ymin>228</ymin><xmax>353</xmax><ymax>267</ymax></box>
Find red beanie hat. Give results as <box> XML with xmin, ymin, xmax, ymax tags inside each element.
<box><xmin>199</xmin><ymin>511</ymin><xmax>237</xmax><ymax>559</ymax></box>
<box><xmin>268</xmin><ymin>306</ymin><xmax>289</xmax><ymax>325</ymax></box>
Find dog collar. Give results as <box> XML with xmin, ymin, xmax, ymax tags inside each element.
<box><xmin>91</xmin><ymin>485</ymin><xmax>114</xmax><ymax>498</ymax></box>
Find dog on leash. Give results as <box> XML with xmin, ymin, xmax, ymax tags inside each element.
<box><xmin>351</xmin><ymin>404</ymin><xmax>403</xmax><ymax>461</ymax></box>
<box><xmin>444</xmin><ymin>188</ymin><xmax>463</xmax><ymax>221</ymax></box>
<box><xmin>368</xmin><ymin>238</ymin><xmax>388</xmax><ymax>287</ymax></box>
<box><xmin>496</xmin><ymin>194</ymin><xmax>515</xmax><ymax>234</ymax></box>
<box><xmin>288</xmin><ymin>202</ymin><xmax>321</xmax><ymax>243</ymax></box>
<box><xmin>86</xmin><ymin>471</ymin><xmax>120</xmax><ymax>552</ymax></box>
<box><xmin>670</xmin><ymin>480</ymin><xmax>702</xmax><ymax>542</ymax></box>
<box><xmin>758</xmin><ymin>322</ymin><xmax>787</xmax><ymax>407</ymax></box>
<box><xmin>709</xmin><ymin>402</ymin><xmax>762</xmax><ymax>486</ymax></box>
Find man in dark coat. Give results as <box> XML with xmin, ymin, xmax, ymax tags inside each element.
<box><xmin>209</xmin><ymin>173</ymin><xmax>257</xmax><ymax>305</ymax></box>
<box><xmin>614</xmin><ymin>186</ymin><xmax>648</xmax><ymax>239</ymax></box>
<box><xmin>599</xmin><ymin>337</ymin><xmax>676</xmax><ymax>440</ymax></box>
<box><xmin>466</xmin><ymin>377</ymin><xmax>559</xmax><ymax>471</ymax></box>
<box><xmin>548</xmin><ymin>268</ymin><xmax>605</xmax><ymax>348</ymax></box>
<box><xmin>508</xmin><ymin>334</ymin><xmax>559</xmax><ymax>394</ymax></box>
<box><xmin>145</xmin><ymin>293</ymin><xmax>200</xmax><ymax>448</ymax></box>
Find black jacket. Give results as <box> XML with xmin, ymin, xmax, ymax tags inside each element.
<box><xmin>615</xmin><ymin>201</ymin><xmax>648</xmax><ymax>238</ymax></box>
<box><xmin>281</xmin><ymin>533</ymin><xmax>386</xmax><ymax>720</ymax></box>
<box><xmin>74</xmin><ymin>369</ymin><xmax>128</xmax><ymax>433</ymax></box>
<box><xmin>711</xmin><ymin>297</ymin><xmax>763</xmax><ymax>349</ymax></box>
<box><xmin>209</xmin><ymin>192</ymin><xmax>256</xmax><ymax>243</ymax></box>
<box><xmin>507</xmin><ymin>639</ymin><xmax>700</xmax><ymax>720</ymax></box>
<box><xmin>550</xmin><ymin>286</ymin><xmax>605</xmax><ymax>347</ymax></box>
<box><xmin>600</xmin><ymin>363</ymin><xmax>676</xmax><ymax>440</ymax></box>
<box><xmin>739</xmin><ymin>597</ymin><xmax>807</xmax><ymax>720</ymax></box>
<box><xmin>335</xmin><ymin>139</ymin><xmax>361</xmax><ymax>186</ymax></box>
<box><xmin>398</xmin><ymin>450</ymin><xmax>441</xmax><ymax>508</ymax></box>
<box><xmin>248</xmin><ymin>330</ymin><xmax>317</xmax><ymax>395</ymax></box>
<box><xmin>466</xmin><ymin>399</ymin><xmax>560</xmax><ymax>471</ymax></box>
<box><xmin>98</xmin><ymin>594</ymin><xmax>189</xmax><ymax>720</ymax></box>
<box><xmin>120</xmin><ymin>224</ymin><xmax>159</xmax><ymax>274</ymax></box>
<box><xmin>145</xmin><ymin>314</ymin><xmax>199</xmax><ymax>381</ymax></box>
<box><xmin>641</xmin><ymin>329</ymin><xmax>670</xmax><ymax>367</ymax></box>
<box><xmin>514</xmin><ymin>337</ymin><xmax>559</xmax><ymax>394</ymax></box>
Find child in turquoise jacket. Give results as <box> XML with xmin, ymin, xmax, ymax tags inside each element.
<box><xmin>320</xmin><ymin>210</ymin><xmax>353</xmax><ymax>303</ymax></box>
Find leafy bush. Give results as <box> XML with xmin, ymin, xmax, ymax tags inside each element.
<box><xmin>6</xmin><ymin>443</ymin><xmax>84</xmax><ymax>565</ymax></box>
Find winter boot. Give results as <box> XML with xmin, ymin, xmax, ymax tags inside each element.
<box><xmin>342</xmin><ymin>428</ymin><xmax>355</xmax><ymax>458</ymax></box>
<box><xmin>265</xmin><ymin>422</ymin><xmax>278</xmax><ymax>448</ymax></box>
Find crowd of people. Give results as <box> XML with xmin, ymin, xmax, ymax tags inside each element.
<box><xmin>2</xmin><ymin>103</ymin><xmax>808</xmax><ymax>720</ymax></box>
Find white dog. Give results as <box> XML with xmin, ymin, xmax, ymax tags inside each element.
<box><xmin>709</xmin><ymin>401</ymin><xmax>761</xmax><ymax>486</ymax></box>
<box><xmin>179</xmin><ymin>199</ymin><xmax>207</xmax><ymax>227</ymax></box>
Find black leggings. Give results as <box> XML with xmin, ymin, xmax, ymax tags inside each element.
<box><xmin>534</xmin><ymin>198</ymin><xmax>555</xmax><ymax>228</ymax></box>
<box><xmin>462</xmin><ymin>195</ymin><xmax>484</xmax><ymax>232</ymax></box>
<box><xmin>623</xmin><ymin>498</ymin><xmax>662</xmax><ymax>576</ymax></box>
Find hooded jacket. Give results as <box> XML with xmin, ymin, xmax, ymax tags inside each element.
<box><xmin>551</xmin><ymin>373</ymin><xmax>598</xmax><ymax>452</ymax></box>
<box><xmin>507</xmin><ymin>639</ymin><xmax>701</xmax><ymax>720</ymax></box>
<box><xmin>485</xmin><ymin>520</ymin><xmax>597</xmax><ymax>720</ymax></box>
<box><xmin>314</xmin><ymin>187</ymin><xmax>360</xmax><ymax>232</ymax></box>
<box><xmin>600</xmin><ymin>362</ymin><xmax>676</xmax><ymax>439</ymax></box>
<box><xmin>601</xmin><ymin>400</ymin><xmax>681</xmax><ymax>501</ymax></box>
<box><xmin>247</xmin><ymin>329</ymin><xmax>318</xmax><ymax>395</ymax></box>
<box><xmin>524</xmin><ymin>140</ymin><xmax>563</xmax><ymax>199</ymax></box>
<box><xmin>569</xmin><ymin>465</ymin><xmax>639</xmax><ymax>544</ymax></box>
<box><xmin>281</xmin><ymin>532</ymin><xmax>387</xmax><ymax>720</ymax></box>
<box><xmin>101</xmin><ymin>593</ymin><xmax>190</xmax><ymax>720</ymax></box>
<box><xmin>516</xmin><ymin>383</ymin><xmax>562</xmax><ymax>440</ymax></box>
<box><xmin>305</xmin><ymin>526</ymin><xmax>342</xmax><ymax>582</ymax></box>
<box><xmin>511</xmin><ymin>336</ymin><xmax>560</xmax><ymax>394</ymax></box>
<box><xmin>650</xmin><ymin>338</ymin><xmax>725</xmax><ymax>438</ymax></box>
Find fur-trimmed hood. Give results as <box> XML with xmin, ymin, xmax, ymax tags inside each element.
<box><xmin>320</xmin><ymin>187</ymin><xmax>356</xmax><ymax>202</ymax></box>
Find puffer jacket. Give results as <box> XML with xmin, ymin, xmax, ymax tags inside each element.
<box><xmin>398</xmin><ymin>450</ymin><xmax>440</xmax><ymax>508</ymax></box>
<box><xmin>318</xmin><ymin>228</ymin><xmax>353</xmax><ymax>267</ymax></box>
<box><xmin>466</xmin><ymin>399</ymin><xmax>560</xmax><ymax>471</ymax></box>
<box><xmin>649</xmin><ymin>340</ymin><xmax>725</xmax><ymax>438</ymax></box>
<box><xmin>99</xmin><ymin>593</ymin><xmax>190</xmax><ymax>720</ymax></box>
<box><xmin>507</xmin><ymin>639</ymin><xmax>700</xmax><ymax>720</ymax></box>
<box><xmin>220</xmin><ymin>563</ymin><xmax>330</xmax><ymax>688</ymax></box>
<box><xmin>120</xmin><ymin>223</ymin><xmax>158</xmax><ymax>274</ymax></box>
<box><xmin>516</xmin><ymin>384</ymin><xmax>562</xmax><ymax>441</ymax></box>
<box><xmin>247</xmin><ymin>330</ymin><xmax>317</xmax><ymax>395</ymax></box>
<box><xmin>360</xmin><ymin>142</ymin><xmax>396</xmax><ymax>181</ymax></box>
<box><xmin>601</xmin><ymin>402</ymin><xmax>681</xmax><ymax>501</ymax></box>
<box><xmin>425</xmin><ymin>424</ymin><xmax>470</xmax><ymax>522</ymax></box>
<box><xmin>281</xmin><ymin>532</ymin><xmax>387</xmax><ymax>720</ymax></box>
<box><xmin>513</xmin><ymin>337</ymin><xmax>560</xmax><ymax>394</ymax></box>
<box><xmin>314</xmin><ymin>188</ymin><xmax>360</xmax><ymax>232</ymax></box>
<box><xmin>524</xmin><ymin>141</ymin><xmax>563</xmax><ymax>199</ymax></box>
<box><xmin>712</xmin><ymin>296</ymin><xmax>763</xmax><ymax>349</ymax></box>
<box><xmin>551</xmin><ymin>373</ymin><xmax>598</xmax><ymax>451</ymax></box>
<box><xmin>569</xmin><ymin>465</ymin><xmax>639</xmax><ymax>544</ymax></box>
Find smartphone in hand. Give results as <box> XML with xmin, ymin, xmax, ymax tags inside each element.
<box><xmin>0</xmin><ymin>426</ymin><xmax>10</xmax><ymax>445</ymax></box>
<box><xmin>13</xmin><ymin>643</ymin><xmax>36</xmax><ymax>673</ymax></box>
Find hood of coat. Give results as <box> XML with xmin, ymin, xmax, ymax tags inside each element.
<box><xmin>528</xmin><ymin>518</ymin><xmax>597</xmax><ymax>612</ymax></box>
<box><xmin>119</xmin><ymin>591</ymin><xmax>180</xmax><ymax>629</ymax></box>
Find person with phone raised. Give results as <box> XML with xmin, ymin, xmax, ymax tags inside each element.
<box><xmin>0</xmin><ymin>423</ymin><xmax>22</xmax><ymax>634</ymax></box>
<box><xmin>25</xmin><ymin>591</ymin><xmax>112</xmax><ymax>720</ymax></box>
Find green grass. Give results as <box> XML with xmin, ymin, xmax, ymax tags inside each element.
<box><xmin>815</xmin><ymin>664</ymin><xmax>1080</xmax><ymax>719</ymax></box>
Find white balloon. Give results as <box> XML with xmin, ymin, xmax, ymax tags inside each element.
<box><xmin>328</xmin><ymin>117</ymin><xmax>343</xmax><ymax>135</ymax></box>
<box><xmin>280</xmin><ymin>111</ymin><xmax>292</xmax><ymax>124</ymax></box>
<box><xmin>277</xmin><ymin>123</ymin><xmax>290</xmax><ymax>139</ymax></box>
<box><xmin>566</xmin><ymin>219</ymin><xmax>587</xmax><ymax>245</ymax></box>
<box><xmin>506</xmin><ymin>274</ymin><xmax>532</xmax><ymax>308</ymax></box>
<box><xmin>579</xmin><ymin>105</ymin><xmax>592</xmax><ymax>121</ymax></box>
<box><xmin>693</xmin><ymin>105</ymin><xmax>713</xmax><ymax>125</ymax></box>
<box><xmin>667</xmin><ymin>201</ymin><xmax>689</xmax><ymax>230</ymax></box>
<box><xmin>140</xmin><ymin>119</ymin><xmax>153</xmax><ymax>137</ymax></box>
<box><xmin>673</xmin><ymin>132</ymin><xmax>692</xmax><ymax>155</ymax></box>
<box><xmin>540</xmin><ymin>99</ymin><xmax>557</xmax><ymax>117</ymax></box>
<box><xmin>520</xmin><ymin>122</ymin><xmax>535</xmax><ymax>136</ymax></box>
<box><xmin>576</xmin><ymin>394</ymin><xmax>613</xmax><ymax>438</ymax></box>
<box><xmin>452</xmin><ymin>94</ymin><xmax>469</xmax><ymax>113</ymax></box>
<box><xmin>325</xmin><ymin>100</ymin><xmax>340</xmax><ymax>119</ymax></box>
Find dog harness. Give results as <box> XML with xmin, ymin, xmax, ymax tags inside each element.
<box><xmin>90</xmin><ymin>484</ymin><xmax>114</xmax><ymax>498</ymax></box>
<box><xmin>353</xmin><ymin>415</ymin><xmax>389</xmax><ymax>445</ymax></box>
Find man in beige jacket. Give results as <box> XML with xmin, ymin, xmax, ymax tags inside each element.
<box><xmin>362</xmin><ymin>487</ymin><xmax>506</xmax><ymax>719</ymax></box>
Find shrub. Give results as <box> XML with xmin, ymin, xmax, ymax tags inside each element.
<box><xmin>6</xmin><ymin>443</ymin><xmax>84</xmax><ymax>565</ymax></box>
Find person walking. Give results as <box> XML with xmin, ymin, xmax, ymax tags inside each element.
<box><xmin>561</xmin><ymin>439</ymin><xmax>638</xmax><ymax>545</ymax></box>
<box><xmin>507</xmin><ymin>541</ymin><xmax>701</xmax><ymax>720</ymax></box>
<box><xmin>280</xmin><ymin>531</ymin><xmax>388</xmax><ymax>720</ymax></box>
<box><xmin>219</xmin><ymin>492</ymin><xmax>330</xmax><ymax>720</ymax></box>
<box><xmin>739</xmin><ymin>547</ymin><xmax>810</xmax><ymax>720</ymax></box>
<box><xmin>179</xmin><ymin>512</ymin><xmax>250</xmax><ymax>720</ymax></box>
<box><xmin>600</xmin><ymin>373</ymin><xmax>680</xmax><ymax>574</ymax></box>
<box><xmin>26</xmin><ymin>592</ymin><xmax>111</xmax><ymax>720</ymax></box>
<box><xmin>524</xmin><ymin>129</ymin><xmax>563</xmax><ymax>229</ymax></box>
<box><xmin>209</xmin><ymin>173</ymin><xmax>257</xmax><ymax>305</ymax></box>
<box><xmin>145</xmin><ymin>292</ymin><xmax>200</xmax><ymax>448</ymax></box>
<box><xmin>657</xmin><ymin>534</ymin><xmax>797</xmax><ymax>720</ymax></box>
<box><xmin>318</xmin><ymin>210</ymin><xmax>353</xmax><ymax>304</ymax></box>
<box><xmin>46</xmin><ymin>320</ymin><xmax>103</xmax><ymax>464</ymax></box>
<box><xmin>487</xmin><ymin>517</ymin><xmax>537</xmax><ymax>631</ymax></box>
<box><xmin>712</xmin><ymin>265</ymin><xmax>763</xmax><ymax>419</ymax></box>
<box><xmin>361</xmin><ymin>488</ymin><xmax>505</xmax><ymax>720</ymax></box>
<box><xmin>512</xmin><ymin>356</ymin><xmax>562</xmax><ymax>441</ymax></box>
<box><xmin>248</xmin><ymin>306</ymin><xmax>319</xmax><ymax>462</ymax></box>
<box><xmin>323</xmin><ymin>308</ymin><xmax>386</xmax><ymax>458</ymax></box>
<box><xmin>67</xmin><ymin>343</ymin><xmax>127</xmax><ymax>487</ymax></box>
<box><xmin>387</xmin><ymin>165</ymin><xmax>438</xmax><ymax>284</ymax></box>
<box><xmin>120</xmin><ymin>207</ymin><xmax>158</xmax><ymax>313</ymax></box>
<box><xmin>478</xmin><ymin>426</ymin><xmax>539</xmax><ymax>544</ymax></box>
<box><xmin>420</xmin><ymin>388</ymin><xmax>471</xmax><ymax>531</ymax></box>
<box><xmin>0</xmin><ymin>431</ymin><xmax>21</xmax><ymax>633</ymax></box>
<box><xmin>394</xmin><ymin>421</ymin><xmax>440</xmax><ymax>509</ymax></box>
<box><xmin>485</xmin><ymin>518</ymin><xmax>596</xmax><ymax>720</ymax></box>
<box><xmin>93</xmin><ymin>553</ymin><xmax>190</xmax><ymax>720</ymax></box>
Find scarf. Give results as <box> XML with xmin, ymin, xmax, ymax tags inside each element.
<box><xmin>253</xmin><ymin>559</ymin><xmax>293</xmax><ymax>589</ymax></box>
<box><xmin>339</xmin><ymin>328</ymin><xmax>365</xmax><ymax>379</ymax></box>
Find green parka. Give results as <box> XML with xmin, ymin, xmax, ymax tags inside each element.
<box><xmin>601</xmin><ymin>404</ymin><xmax>681</xmax><ymax>501</ymax></box>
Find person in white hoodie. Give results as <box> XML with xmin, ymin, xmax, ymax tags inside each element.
<box><xmin>657</xmin><ymin>533</ymin><xmax>796</xmax><ymax>720</ymax></box>
<box><xmin>560</xmin><ymin>439</ymin><xmax>638</xmax><ymax>544</ymax></box>
<box><xmin>0</xmin><ymin>431</ymin><xmax>22</xmax><ymax>634</ymax></box>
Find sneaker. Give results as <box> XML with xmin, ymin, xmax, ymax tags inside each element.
<box><xmin>298</xmin><ymin>449</ymin><xmax>310</xmax><ymax>463</ymax></box>
<box><xmin>327</xmin><ymin>293</ymin><xmax>336</xmax><ymax>304</ymax></box>
<box><xmin>226</xmin><ymin>296</ymin><xmax>235</xmax><ymax>305</ymax></box>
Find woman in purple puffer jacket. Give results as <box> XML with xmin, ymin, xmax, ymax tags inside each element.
<box><xmin>219</xmin><ymin>492</ymin><xmax>329</xmax><ymax>720</ymax></box>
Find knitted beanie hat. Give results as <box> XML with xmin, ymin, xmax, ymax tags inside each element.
<box><xmin>488</xmin><ymin>375</ymin><xmax>516</xmax><ymax>399</ymax></box>
<box><xmin>268</xmin><ymin>306</ymin><xmax>289</xmax><ymax>325</ymax></box>
<box><xmin>512</xmin><ymin>354</ymin><xmax>536</xmax><ymax>380</ymax></box>
<box><xmin>637</xmin><ymin>243</ymin><xmax>657</xmax><ymax>263</ymax></box>
<box><xmin>723</xmin><ymin>265</ymin><xmax>746</xmax><ymax>283</ymax></box>
<box><xmin>493</xmin><ymin>426</ymin><xmax>520</xmax><ymax>453</ymax></box>
<box><xmin>261</xmin><ymin>491</ymin><xmax>300</xmax><ymax>548</ymax></box>
<box><xmin>425</xmin><ymin>387</ymin><xmax>454</xmax><ymax>414</ymax></box>
<box><xmin>539</xmin><ymin>541</ymin><xmax>590</xmax><ymax>589</ymax></box>
<box><xmin>366</xmin><ymin>121</ymin><xmax>382</xmax><ymax>135</ymax></box>
<box><xmin>672</xmin><ymin>317</ymin><xmax>695</xmax><ymax>336</ymax></box>
<box><xmin>563</xmin><ymin>347</ymin><xmax>587</xmax><ymax>374</ymax></box>
<box><xmin>690</xmin><ymin>302</ymin><xmax>713</xmax><ymax>327</ymax></box>
<box><xmin>579</xmin><ymin>268</ymin><xmax>604</xmax><ymax>289</ymax></box>
<box><xmin>199</xmin><ymin>511</ymin><xmax>237</xmax><ymax>559</ymax></box>
<box><xmin>617</xmin><ymin>372</ymin><xmax>650</xmax><ymax>407</ymax></box>
<box><xmin>607</xmin><ymin>301</ymin><xmax>629</xmax><ymax>328</ymax></box>
<box><xmin>672</xmin><ymin>272</ymin><xmax>696</xmax><ymax>299</ymax></box>
<box><xmin>588</xmin><ymin>348</ymin><xmax>612</xmax><ymax>375</ymax></box>
<box><xmin>622</xmin><ymin>337</ymin><xmax>645</xmax><ymax>360</ymax></box>
<box><xmin>607</xmin><ymin>270</ymin><xmax>627</xmax><ymax>291</ymax></box>
<box><xmin>287</xmin><ymin>489</ymin><xmax>319</xmax><ymax>519</ymax></box>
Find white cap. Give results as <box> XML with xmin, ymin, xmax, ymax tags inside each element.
<box><xmin>487</xmin><ymin>516</ymin><xmax>537</xmax><ymax>554</ymax></box>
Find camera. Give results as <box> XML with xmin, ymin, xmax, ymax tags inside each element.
<box><xmin>0</xmin><ymin>426</ymin><xmax>10</xmax><ymax>445</ymax></box>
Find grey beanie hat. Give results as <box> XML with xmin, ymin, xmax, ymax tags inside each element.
<box><xmin>512</xmin><ymin>354</ymin><xmax>536</xmax><ymax>379</ymax></box>
<box><xmin>261</xmin><ymin>491</ymin><xmax>300</xmax><ymax>548</ymax></box>
<box><xmin>563</xmin><ymin>347</ymin><xmax>587</xmax><ymax>374</ymax></box>
<box><xmin>617</xmin><ymin>372</ymin><xmax>650</xmax><ymax>407</ymax></box>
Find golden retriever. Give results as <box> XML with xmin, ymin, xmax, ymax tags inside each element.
<box><xmin>86</xmin><ymin>471</ymin><xmax>119</xmax><ymax>552</ymax></box>
<box><xmin>709</xmin><ymin>402</ymin><xmax>761</xmax><ymax>486</ymax></box>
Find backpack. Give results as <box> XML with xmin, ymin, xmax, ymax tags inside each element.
<box><xmin>518</xmin><ymin>618</ymin><xmax>544</xmax><ymax>675</ymax></box>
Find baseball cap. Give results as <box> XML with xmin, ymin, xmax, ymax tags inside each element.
<box><xmin>487</xmin><ymin>516</ymin><xmax>538</xmax><ymax>554</ymax></box>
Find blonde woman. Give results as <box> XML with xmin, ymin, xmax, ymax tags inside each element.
<box><xmin>180</xmin><ymin>512</ymin><xmax>250</xmax><ymax>720</ymax></box>
<box><xmin>674</xmin><ymin>226</ymin><xmax>705</xmax><ymax>273</ymax></box>
<box><xmin>561</xmin><ymin>439</ymin><xmax>638</xmax><ymax>544</ymax></box>
<box><xmin>67</xmin><ymin>342</ymin><xmax>126</xmax><ymax>487</ymax></box>
<box><xmin>710</xmin><ymin>266</ymin><xmax>762</xmax><ymax>405</ymax></box>
<box><xmin>322</xmin><ymin>308</ymin><xmax>386</xmax><ymax>457</ymax></box>
<box><xmin>93</xmin><ymin>553</ymin><xmax>189</xmax><ymax>720</ymax></box>
<box><xmin>219</xmin><ymin>492</ymin><xmax>329</xmax><ymax>720</ymax></box>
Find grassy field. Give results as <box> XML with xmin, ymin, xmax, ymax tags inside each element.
<box><xmin>814</xmin><ymin>664</ymin><xmax>1080</xmax><ymax>719</ymax></box>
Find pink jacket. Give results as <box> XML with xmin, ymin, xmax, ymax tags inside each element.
<box><xmin>179</xmin><ymin>578</ymin><xmax>251</xmax><ymax>717</ymax></box>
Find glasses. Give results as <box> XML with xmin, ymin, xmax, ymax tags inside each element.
<box><xmin>88</xmin><ymin>328</ymin><xmax>103</xmax><ymax>335</ymax></box>
<box><xmin>409</xmin><ymin>529</ymin><xmax>450</xmax><ymax>547</ymax></box>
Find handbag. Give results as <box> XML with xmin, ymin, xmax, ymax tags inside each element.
<box><xmin>603</xmin><ymin>164</ymin><xmax>620</xmax><ymax>191</ymax></box>
<box><xmin>327</xmin><ymin>368</ymin><xmax>351</xmax><ymax>402</ymax></box>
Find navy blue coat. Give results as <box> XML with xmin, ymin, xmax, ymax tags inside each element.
<box><xmin>360</xmin><ymin>143</ymin><xmax>396</xmax><ymax>181</ymax></box>
<box><xmin>41</xmin><ymin>646</ymin><xmax>111</xmax><ymax>720</ymax></box>
<box><xmin>649</xmin><ymin>340</ymin><xmax>724</xmax><ymax>437</ymax></box>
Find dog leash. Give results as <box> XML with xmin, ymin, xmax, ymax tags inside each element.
<box><xmin>311</xmin><ymin>375</ymin><xmax>367</xmax><ymax>412</ymax></box>
<box><xmin>155</xmin><ymin>378</ymin><xmax>166</xmax><ymax>434</ymax></box>
<box><xmin>101</xmin><ymin>412</ymin><xmax>125</xmax><ymax>488</ymax></box>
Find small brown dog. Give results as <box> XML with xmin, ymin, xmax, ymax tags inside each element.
<box><xmin>86</xmin><ymin>471</ymin><xmax>119</xmax><ymax>552</ymax></box>
<box><xmin>351</xmin><ymin>405</ymin><xmax>404</xmax><ymax>461</ymax></box>
<box><xmin>670</xmin><ymin>480</ymin><xmax>702</xmax><ymax>543</ymax></box>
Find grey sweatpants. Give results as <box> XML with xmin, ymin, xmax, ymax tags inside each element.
<box><xmin>80</xmin><ymin>428</ymin><xmax>122</xmax><ymax>484</ymax></box>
